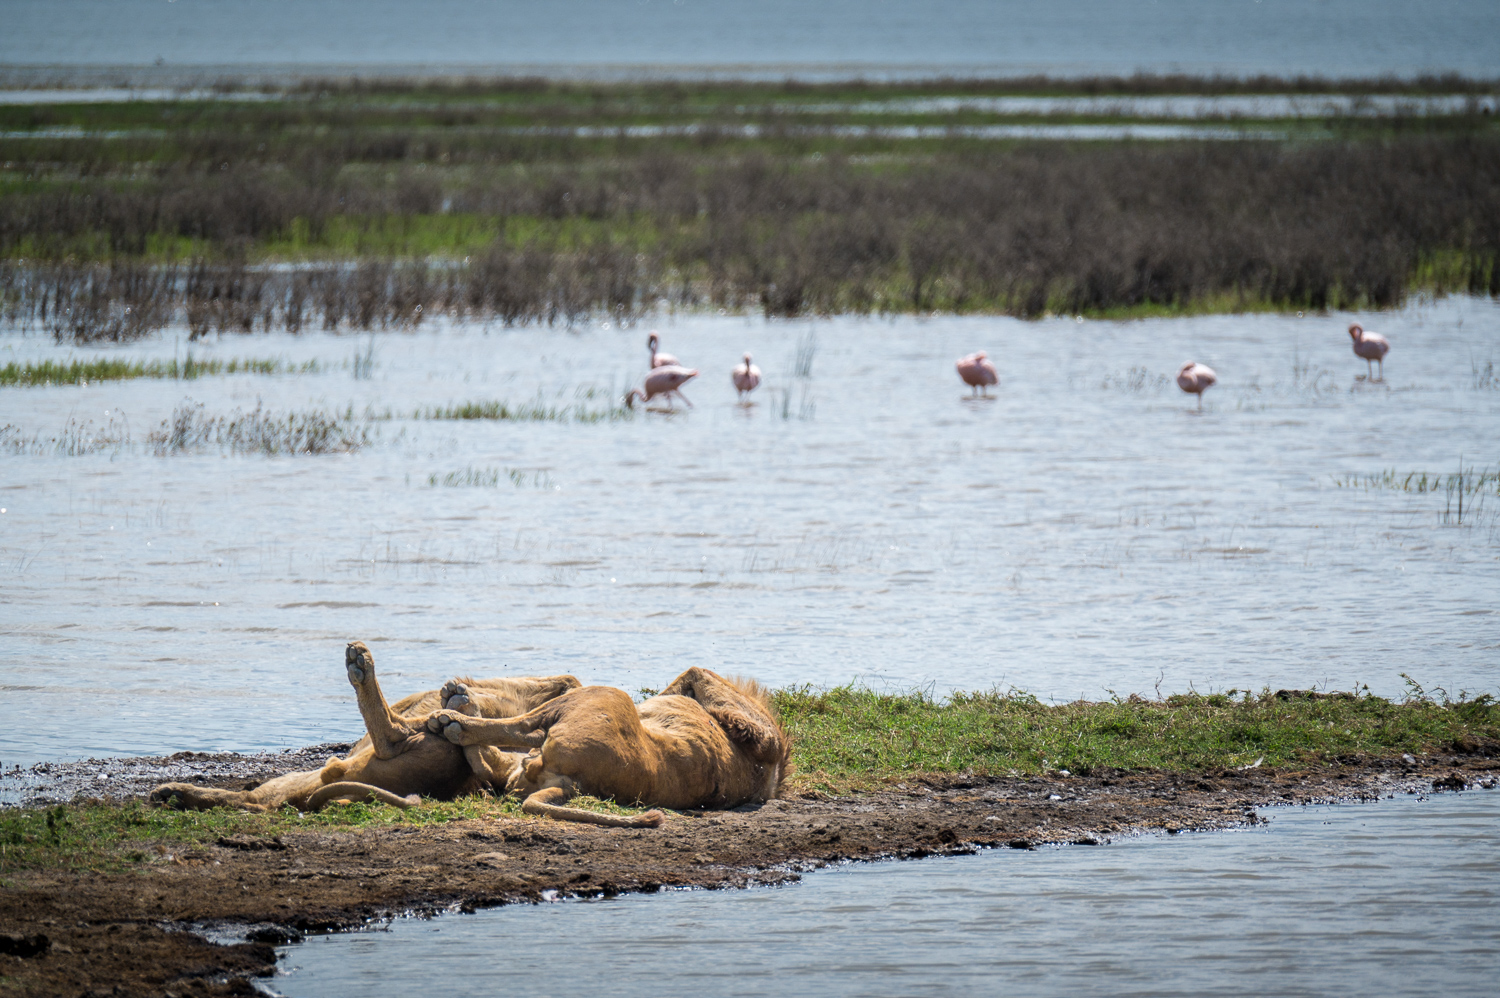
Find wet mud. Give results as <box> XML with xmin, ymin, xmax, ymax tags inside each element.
<box><xmin>2</xmin><ymin>751</ymin><xmax>1496</xmax><ymax>997</ymax></box>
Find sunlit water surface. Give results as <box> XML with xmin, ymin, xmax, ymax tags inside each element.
<box><xmin>277</xmin><ymin>791</ymin><xmax>1500</xmax><ymax>997</ymax></box>
<box><xmin>1</xmin><ymin>300</ymin><xmax>1498</xmax><ymax>765</ymax></box>
<box><xmin>4</xmin><ymin>0</ymin><xmax>1499</xmax><ymax>79</ymax></box>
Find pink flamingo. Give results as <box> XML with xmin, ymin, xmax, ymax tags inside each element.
<box><xmin>647</xmin><ymin>332</ymin><xmax>679</xmax><ymax>369</ymax></box>
<box><xmin>732</xmin><ymin>352</ymin><xmax>762</xmax><ymax>398</ymax></box>
<box><xmin>955</xmin><ymin>350</ymin><xmax>998</xmax><ymax>396</ymax></box>
<box><xmin>1176</xmin><ymin>361</ymin><xmax>1217</xmax><ymax>409</ymax></box>
<box><xmin>1348</xmin><ymin>323</ymin><xmax>1390</xmax><ymax>380</ymax></box>
<box><xmin>625</xmin><ymin>365</ymin><xmax>698</xmax><ymax>410</ymax></box>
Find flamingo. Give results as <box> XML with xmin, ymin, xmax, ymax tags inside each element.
<box><xmin>955</xmin><ymin>350</ymin><xmax>998</xmax><ymax>396</ymax></box>
<box><xmin>732</xmin><ymin>352</ymin><xmax>762</xmax><ymax>398</ymax></box>
<box><xmin>647</xmin><ymin>333</ymin><xmax>679</xmax><ymax>369</ymax></box>
<box><xmin>625</xmin><ymin>365</ymin><xmax>698</xmax><ymax>410</ymax></box>
<box><xmin>1176</xmin><ymin>361</ymin><xmax>1217</xmax><ymax>409</ymax></box>
<box><xmin>1348</xmin><ymin>323</ymin><xmax>1390</xmax><ymax>380</ymax></box>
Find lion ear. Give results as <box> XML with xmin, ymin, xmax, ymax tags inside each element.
<box><xmin>711</xmin><ymin>709</ymin><xmax>781</xmax><ymax>762</ymax></box>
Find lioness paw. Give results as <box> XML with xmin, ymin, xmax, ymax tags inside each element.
<box><xmin>345</xmin><ymin>641</ymin><xmax>375</xmax><ymax>686</ymax></box>
<box><xmin>441</xmin><ymin>680</ymin><xmax>475</xmax><ymax>714</ymax></box>
<box><xmin>425</xmin><ymin>709</ymin><xmax>469</xmax><ymax>743</ymax></box>
<box><xmin>150</xmin><ymin>783</ymin><xmax>192</xmax><ymax>808</ymax></box>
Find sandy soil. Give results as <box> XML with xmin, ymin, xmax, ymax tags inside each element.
<box><xmin>2</xmin><ymin>750</ymin><xmax>1496</xmax><ymax>998</ymax></box>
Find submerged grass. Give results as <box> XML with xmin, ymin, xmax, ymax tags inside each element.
<box><xmin>3</xmin><ymin>683</ymin><xmax>1494</xmax><ymax>874</ymax></box>
<box><xmin>419</xmin><ymin>394</ymin><xmax>632</xmax><ymax>423</ymax></box>
<box><xmin>0</xmin><ymin>412</ymin><xmax>132</xmax><ymax>456</ymax></box>
<box><xmin>1333</xmin><ymin>466</ymin><xmax>1500</xmax><ymax>495</ymax></box>
<box><xmin>149</xmin><ymin>401</ymin><xmax>371</xmax><ymax>455</ymax></box>
<box><xmin>0</xmin><ymin>355</ymin><xmax>317</xmax><ymax>387</ymax></box>
<box><xmin>426</xmin><ymin>465</ymin><xmax>557</xmax><ymax>488</ymax></box>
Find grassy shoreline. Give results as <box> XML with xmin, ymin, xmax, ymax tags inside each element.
<box><xmin>3</xmin><ymin>686</ymin><xmax>1494</xmax><ymax>875</ymax></box>
<box><xmin>774</xmin><ymin>685</ymin><xmax>1498</xmax><ymax>794</ymax></box>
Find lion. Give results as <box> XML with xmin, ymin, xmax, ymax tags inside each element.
<box><xmin>150</xmin><ymin>641</ymin><xmax>579</xmax><ymax>813</ymax></box>
<box><xmin>422</xmin><ymin>666</ymin><xmax>793</xmax><ymax>828</ymax></box>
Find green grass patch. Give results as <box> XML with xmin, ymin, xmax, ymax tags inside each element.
<box><xmin>0</xmin><ymin>792</ymin><xmax>655</xmax><ymax>875</ymax></box>
<box><xmin>0</xmin><ymin>355</ymin><xmax>318</xmax><ymax>388</ymax></box>
<box><xmin>773</xmin><ymin>683</ymin><xmax>1499</xmax><ymax>795</ymax></box>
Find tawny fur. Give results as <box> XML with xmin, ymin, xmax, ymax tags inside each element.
<box><xmin>425</xmin><ymin>666</ymin><xmax>793</xmax><ymax>828</ymax></box>
<box><xmin>150</xmin><ymin>642</ymin><xmax>579</xmax><ymax>813</ymax></box>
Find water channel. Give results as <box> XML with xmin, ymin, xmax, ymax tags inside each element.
<box><xmin>276</xmin><ymin>791</ymin><xmax>1500</xmax><ymax>997</ymax></box>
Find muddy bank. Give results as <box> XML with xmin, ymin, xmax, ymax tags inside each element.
<box><xmin>2</xmin><ymin>752</ymin><xmax>1496</xmax><ymax>998</ymax></box>
<box><xmin>0</xmin><ymin>745</ymin><xmax>355</xmax><ymax>810</ymax></box>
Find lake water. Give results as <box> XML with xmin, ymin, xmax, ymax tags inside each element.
<box><xmin>275</xmin><ymin>790</ymin><xmax>1500</xmax><ymax>997</ymax></box>
<box><xmin>3</xmin><ymin>0</ymin><xmax>1498</xmax><ymax>80</ymax></box>
<box><xmin>2</xmin><ymin>299</ymin><xmax>1498</xmax><ymax>768</ymax></box>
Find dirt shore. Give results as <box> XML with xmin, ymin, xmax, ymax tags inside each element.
<box><xmin>2</xmin><ymin>750</ymin><xmax>1496</xmax><ymax>998</ymax></box>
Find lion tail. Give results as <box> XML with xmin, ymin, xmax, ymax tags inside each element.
<box><xmin>304</xmin><ymin>781</ymin><xmax>423</xmax><ymax>812</ymax></box>
<box><xmin>522</xmin><ymin>795</ymin><xmax>664</xmax><ymax>828</ymax></box>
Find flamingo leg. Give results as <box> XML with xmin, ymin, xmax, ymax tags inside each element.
<box><xmin>1377</xmin><ymin>358</ymin><xmax>1384</xmax><ymax>381</ymax></box>
<box><xmin>676</xmin><ymin>390</ymin><xmax>694</xmax><ymax>408</ymax></box>
<box><xmin>1197</xmin><ymin>392</ymin><xmax>1203</xmax><ymax>410</ymax></box>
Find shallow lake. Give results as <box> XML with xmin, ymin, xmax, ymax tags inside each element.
<box><xmin>1</xmin><ymin>300</ymin><xmax>1497</xmax><ymax>766</ymax></box>
<box><xmin>276</xmin><ymin>790</ymin><xmax>1500</xmax><ymax>997</ymax></box>
<box><xmin>4</xmin><ymin>0</ymin><xmax>1498</xmax><ymax>80</ymax></box>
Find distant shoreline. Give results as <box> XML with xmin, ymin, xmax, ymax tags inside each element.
<box><xmin>4</xmin><ymin>66</ymin><xmax>1499</xmax><ymax>93</ymax></box>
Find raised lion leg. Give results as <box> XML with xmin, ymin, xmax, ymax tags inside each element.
<box><xmin>521</xmin><ymin>779</ymin><xmax>664</xmax><ymax>829</ymax></box>
<box><xmin>425</xmin><ymin>706</ymin><xmax>550</xmax><ymax>749</ymax></box>
<box><xmin>440</xmin><ymin>675</ymin><xmax>581</xmax><ymax>718</ymax></box>
<box><xmin>346</xmin><ymin>640</ymin><xmax>420</xmax><ymax>759</ymax></box>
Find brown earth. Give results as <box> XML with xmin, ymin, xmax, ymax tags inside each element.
<box><xmin>2</xmin><ymin>751</ymin><xmax>1497</xmax><ymax>998</ymax></box>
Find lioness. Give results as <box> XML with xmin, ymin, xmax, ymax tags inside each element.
<box><xmin>423</xmin><ymin>666</ymin><xmax>793</xmax><ymax>828</ymax></box>
<box><xmin>150</xmin><ymin>642</ymin><xmax>579</xmax><ymax>813</ymax></box>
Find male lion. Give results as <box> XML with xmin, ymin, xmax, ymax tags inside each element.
<box><xmin>423</xmin><ymin>667</ymin><xmax>793</xmax><ymax>828</ymax></box>
<box><xmin>150</xmin><ymin>641</ymin><xmax>579</xmax><ymax>813</ymax></box>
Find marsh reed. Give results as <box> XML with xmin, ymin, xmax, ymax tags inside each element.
<box><xmin>2</xmin><ymin>78</ymin><xmax>1498</xmax><ymax>337</ymax></box>
<box><xmin>148</xmin><ymin>401</ymin><xmax>371</xmax><ymax>455</ymax></box>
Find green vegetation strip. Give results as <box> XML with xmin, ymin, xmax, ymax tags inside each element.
<box><xmin>419</xmin><ymin>396</ymin><xmax>631</xmax><ymax>423</ymax></box>
<box><xmin>0</xmin><ymin>356</ymin><xmax>316</xmax><ymax>387</ymax></box>
<box><xmin>0</xmin><ymin>793</ymin><xmax>637</xmax><ymax>876</ymax></box>
<box><xmin>774</xmin><ymin>685</ymin><xmax>1497</xmax><ymax>794</ymax></box>
<box><xmin>3</xmin><ymin>686</ymin><xmax>1494</xmax><ymax>874</ymax></box>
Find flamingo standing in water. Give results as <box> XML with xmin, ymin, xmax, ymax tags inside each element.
<box><xmin>732</xmin><ymin>352</ymin><xmax>762</xmax><ymax>399</ymax></box>
<box><xmin>625</xmin><ymin>365</ymin><xmax>698</xmax><ymax>410</ymax></box>
<box><xmin>955</xmin><ymin>351</ymin><xmax>998</xmax><ymax>396</ymax></box>
<box><xmin>1176</xmin><ymin>361</ymin><xmax>1217</xmax><ymax>409</ymax></box>
<box><xmin>1348</xmin><ymin>323</ymin><xmax>1390</xmax><ymax>380</ymax></box>
<box><xmin>647</xmin><ymin>333</ymin><xmax>679</xmax><ymax>369</ymax></box>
